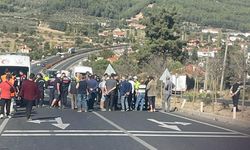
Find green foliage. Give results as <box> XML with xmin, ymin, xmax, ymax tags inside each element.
<box><xmin>44</xmin><ymin>42</ymin><xmax>50</xmax><ymax>51</ymax></box>
<box><xmin>2</xmin><ymin>0</ymin><xmax>250</xmax><ymax>31</ymax></box>
<box><xmin>75</xmin><ymin>37</ymin><xmax>83</xmax><ymax>47</ymax></box>
<box><xmin>99</xmin><ymin>50</ymin><xmax>115</xmax><ymax>59</ymax></box>
<box><xmin>91</xmin><ymin>59</ymin><xmax>110</xmax><ymax>75</ymax></box>
<box><xmin>1</xmin><ymin>25</ymin><xmax>7</xmax><ymax>33</ymax></box>
<box><xmin>113</xmin><ymin>54</ymin><xmax>139</xmax><ymax>75</ymax></box>
<box><xmin>190</xmin><ymin>48</ymin><xmax>198</xmax><ymax>62</ymax></box>
<box><xmin>143</xmin><ymin>8</ymin><xmax>188</xmax><ymax>63</ymax></box>
<box><xmin>155</xmin><ymin>0</ymin><xmax>250</xmax><ymax>32</ymax></box>
<box><xmin>48</xmin><ymin>21</ymin><xmax>67</xmax><ymax>31</ymax></box>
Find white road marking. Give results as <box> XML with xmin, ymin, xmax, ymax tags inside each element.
<box><xmin>129</xmin><ymin>131</ymin><xmax>238</xmax><ymax>134</ymax></box>
<box><xmin>4</xmin><ymin>130</ymin><xmax>123</xmax><ymax>133</ymax></box>
<box><xmin>1</xmin><ymin>133</ymin><xmax>128</xmax><ymax>137</ymax></box>
<box><xmin>28</xmin><ymin>117</ymin><xmax>70</xmax><ymax>130</ymax></box>
<box><xmin>93</xmin><ymin>112</ymin><xmax>157</xmax><ymax>150</ymax></box>
<box><xmin>0</xmin><ymin>118</ymin><xmax>10</xmax><ymax>135</ymax></box>
<box><xmin>2</xmin><ymin>133</ymin><xmax>248</xmax><ymax>138</ymax></box>
<box><xmin>4</xmin><ymin>130</ymin><xmax>239</xmax><ymax>135</ymax></box>
<box><xmin>160</xmin><ymin>111</ymin><xmax>250</xmax><ymax>137</ymax></box>
<box><xmin>134</xmin><ymin>134</ymin><xmax>249</xmax><ymax>138</ymax></box>
<box><xmin>148</xmin><ymin>118</ymin><xmax>182</xmax><ymax>131</ymax></box>
<box><xmin>52</xmin><ymin>117</ymin><xmax>70</xmax><ymax>129</ymax></box>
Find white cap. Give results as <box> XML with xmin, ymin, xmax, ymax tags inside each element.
<box><xmin>133</xmin><ymin>76</ymin><xmax>138</xmax><ymax>79</ymax></box>
<box><xmin>56</xmin><ymin>73</ymin><xmax>61</xmax><ymax>78</ymax></box>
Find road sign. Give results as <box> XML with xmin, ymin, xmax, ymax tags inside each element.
<box><xmin>104</xmin><ymin>64</ymin><xmax>116</xmax><ymax>75</ymax></box>
<box><xmin>148</xmin><ymin>119</ymin><xmax>191</xmax><ymax>131</ymax></box>
<box><xmin>159</xmin><ymin>68</ymin><xmax>171</xmax><ymax>83</ymax></box>
<box><xmin>28</xmin><ymin>117</ymin><xmax>70</xmax><ymax>129</ymax></box>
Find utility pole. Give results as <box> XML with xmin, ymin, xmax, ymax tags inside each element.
<box><xmin>220</xmin><ymin>35</ymin><xmax>229</xmax><ymax>92</ymax></box>
<box><xmin>242</xmin><ymin>44</ymin><xmax>247</xmax><ymax>111</ymax></box>
<box><xmin>204</xmin><ymin>34</ymin><xmax>211</xmax><ymax>90</ymax></box>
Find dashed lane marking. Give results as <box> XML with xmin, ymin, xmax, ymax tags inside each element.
<box><xmin>93</xmin><ymin>112</ymin><xmax>158</xmax><ymax>150</ymax></box>
<box><xmin>0</xmin><ymin>118</ymin><xmax>10</xmax><ymax>135</ymax></box>
<box><xmin>160</xmin><ymin>111</ymin><xmax>250</xmax><ymax>137</ymax></box>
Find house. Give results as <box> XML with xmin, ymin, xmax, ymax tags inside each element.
<box><xmin>107</xmin><ymin>55</ymin><xmax>120</xmax><ymax>63</ymax></box>
<box><xmin>18</xmin><ymin>45</ymin><xmax>32</xmax><ymax>53</ymax></box>
<box><xmin>113</xmin><ymin>28</ymin><xmax>126</xmax><ymax>38</ymax></box>
<box><xmin>187</xmin><ymin>39</ymin><xmax>200</xmax><ymax>47</ymax></box>
<box><xmin>202</xmin><ymin>28</ymin><xmax>220</xmax><ymax>34</ymax></box>
<box><xmin>98</xmin><ymin>31</ymin><xmax>110</xmax><ymax>37</ymax></box>
<box><xmin>184</xmin><ymin>64</ymin><xmax>205</xmax><ymax>77</ymax></box>
<box><xmin>128</xmin><ymin>23</ymin><xmax>146</xmax><ymax>30</ymax></box>
<box><xmin>197</xmin><ymin>47</ymin><xmax>218</xmax><ymax>58</ymax></box>
<box><xmin>229</xmin><ymin>36</ymin><xmax>244</xmax><ymax>42</ymax></box>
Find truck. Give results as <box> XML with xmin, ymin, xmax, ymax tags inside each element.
<box><xmin>171</xmin><ymin>75</ymin><xmax>187</xmax><ymax>92</ymax></box>
<box><xmin>72</xmin><ymin>66</ymin><xmax>93</xmax><ymax>78</ymax></box>
<box><xmin>0</xmin><ymin>54</ymin><xmax>31</xmax><ymax>77</ymax></box>
<box><xmin>68</xmin><ymin>47</ymin><xmax>76</xmax><ymax>54</ymax></box>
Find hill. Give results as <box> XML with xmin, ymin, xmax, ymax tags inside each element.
<box><xmin>0</xmin><ymin>0</ymin><xmax>250</xmax><ymax>31</ymax></box>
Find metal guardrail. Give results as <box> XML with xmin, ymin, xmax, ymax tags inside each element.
<box><xmin>41</xmin><ymin>44</ymin><xmax>128</xmax><ymax>72</ymax></box>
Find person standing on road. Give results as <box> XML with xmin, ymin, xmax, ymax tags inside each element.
<box><xmin>164</xmin><ymin>77</ymin><xmax>175</xmax><ymax>112</ymax></box>
<box><xmin>230</xmin><ymin>80</ymin><xmax>242</xmax><ymax>112</ymax></box>
<box><xmin>128</xmin><ymin>76</ymin><xmax>135</xmax><ymax>110</ymax></box>
<box><xmin>119</xmin><ymin>76</ymin><xmax>132</xmax><ymax>111</ymax></box>
<box><xmin>99</xmin><ymin>76</ymin><xmax>107</xmax><ymax>111</ymax></box>
<box><xmin>51</xmin><ymin>73</ymin><xmax>61</xmax><ymax>108</ymax></box>
<box><xmin>47</xmin><ymin>74</ymin><xmax>56</xmax><ymax>106</ymax></box>
<box><xmin>146</xmin><ymin>76</ymin><xmax>157</xmax><ymax>112</ymax></box>
<box><xmin>144</xmin><ymin>76</ymin><xmax>150</xmax><ymax>111</ymax></box>
<box><xmin>87</xmin><ymin>75</ymin><xmax>98</xmax><ymax>112</ymax></box>
<box><xmin>35</xmin><ymin>73</ymin><xmax>46</xmax><ymax>107</ymax></box>
<box><xmin>0</xmin><ymin>74</ymin><xmax>15</xmax><ymax>119</ymax></box>
<box><xmin>105</xmin><ymin>74</ymin><xmax>118</xmax><ymax>111</ymax></box>
<box><xmin>59</xmin><ymin>73</ymin><xmax>71</xmax><ymax>109</ymax></box>
<box><xmin>69</xmin><ymin>77</ymin><xmax>77</xmax><ymax>110</ymax></box>
<box><xmin>19</xmin><ymin>73</ymin><xmax>40</xmax><ymax>120</ymax></box>
<box><xmin>76</xmin><ymin>74</ymin><xmax>88</xmax><ymax>112</ymax></box>
<box><xmin>135</xmin><ymin>80</ymin><xmax>146</xmax><ymax>111</ymax></box>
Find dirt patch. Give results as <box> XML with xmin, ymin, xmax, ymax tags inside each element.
<box><xmin>37</xmin><ymin>26</ymin><xmax>65</xmax><ymax>35</ymax></box>
<box><xmin>156</xmin><ymin>97</ymin><xmax>250</xmax><ymax>123</ymax></box>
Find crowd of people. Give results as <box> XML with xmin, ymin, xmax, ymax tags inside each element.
<box><xmin>0</xmin><ymin>68</ymin><xmax>177</xmax><ymax>120</ymax></box>
<box><xmin>0</xmin><ymin>69</ymin><xmax>40</xmax><ymax>120</ymax></box>
<box><xmin>47</xmin><ymin>72</ymin><xmax>161</xmax><ymax>113</ymax></box>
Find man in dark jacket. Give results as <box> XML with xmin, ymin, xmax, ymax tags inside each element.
<box><xmin>35</xmin><ymin>73</ymin><xmax>46</xmax><ymax>107</ymax></box>
<box><xmin>19</xmin><ymin>73</ymin><xmax>40</xmax><ymax>120</ymax></box>
<box><xmin>87</xmin><ymin>75</ymin><xmax>98</xmax><ymax>111</ymax></box>
<box><xmin>230</xmin><ymin>80</ymin><xmax>242</xmax><ymax>112</ymax></box>
<box><xmin>119</xmin><ymin>76</ymin><xmax>132</xmax><ymax>111</ymax></box>
<box><xmin>59</xmin><ymin>73</ymin><xmax>71</xmax><ymax>109</ymax></box>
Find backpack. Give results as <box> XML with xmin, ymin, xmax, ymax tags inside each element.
<box><xmin>6</xmin><ymin>81</ymin><xmax>15</xmax><ymax>93</ymax></box>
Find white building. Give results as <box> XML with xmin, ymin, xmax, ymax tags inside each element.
<box><xmin>197</xmin><ymin>51</ymin><xmax>216</xmax><ymax>58</ymax></box>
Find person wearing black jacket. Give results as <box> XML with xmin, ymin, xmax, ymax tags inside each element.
<box><xmin>230</xmin><ymin>80</ymin><xmax>242</xmax><ymax>112</ymax></box>
<box><xmin>35</xmin><ymin>73</ymin><xmax>46</xmax><ymax>107</ymax></box>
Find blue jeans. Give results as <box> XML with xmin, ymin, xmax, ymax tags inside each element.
<box><xmin>135</xmin><ymin>93</ymin><xmax>145</xmax><ymax>111</ymax></box>
<box><xmin>120</xmin><ymin>95</ymin><xmax>128</xmax><ymax>111</ymax></box>
<box><xmin>77</xmin><ymin>94</ymin><xmax>88</xmax><ymax>111</ymax></box>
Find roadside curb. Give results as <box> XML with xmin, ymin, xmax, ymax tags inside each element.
<box><xmin>177</xmin><ymin>109</ymin><xmax>250</xmax><ymax>128</ymax></box>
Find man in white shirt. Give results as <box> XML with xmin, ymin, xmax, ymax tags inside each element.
<box><xmin>128</xmin><ymin>76</ymin><xmax>135</xmax><ymax>110</ymax></box>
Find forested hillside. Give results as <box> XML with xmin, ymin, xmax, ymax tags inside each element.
<box><xmin>156</xmin><ymin>0</ymin><xmax>250</xmax><ymax>32</ymax></box>
<box><xmin>0</xmin><ymin>0</ymin><xmax>250</xmax><ymax>31</ymax></box>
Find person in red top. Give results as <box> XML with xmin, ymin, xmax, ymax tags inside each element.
<box><xmin>19</xmin><ymin>73</ymin><xmax>40</xmax><ymax>120</ymax></box>
<box><xmin>0</xmin><ymin>74</ymin><xmax>13</xmax><ymax>119</ymax></box>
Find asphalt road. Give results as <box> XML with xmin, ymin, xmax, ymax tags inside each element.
<box><xmin>0</xmin><ymin>107</ymin><xmax>249</xmax><ymax>150</ymax></box>
<box><xmin>2</xmin><ymin>49</ymin><xmax>248</xmax><ymax>150</ymax></box>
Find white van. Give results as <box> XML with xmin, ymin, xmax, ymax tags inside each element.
<box><xmin>0</xmin><ymin>54</ymin><xmax>31</xmax><ymax>77</ymax></box>
<box><xmin>72</xmin><ymin>66</ymin><xmax>93</xmax><ymax>78</ymax></box>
